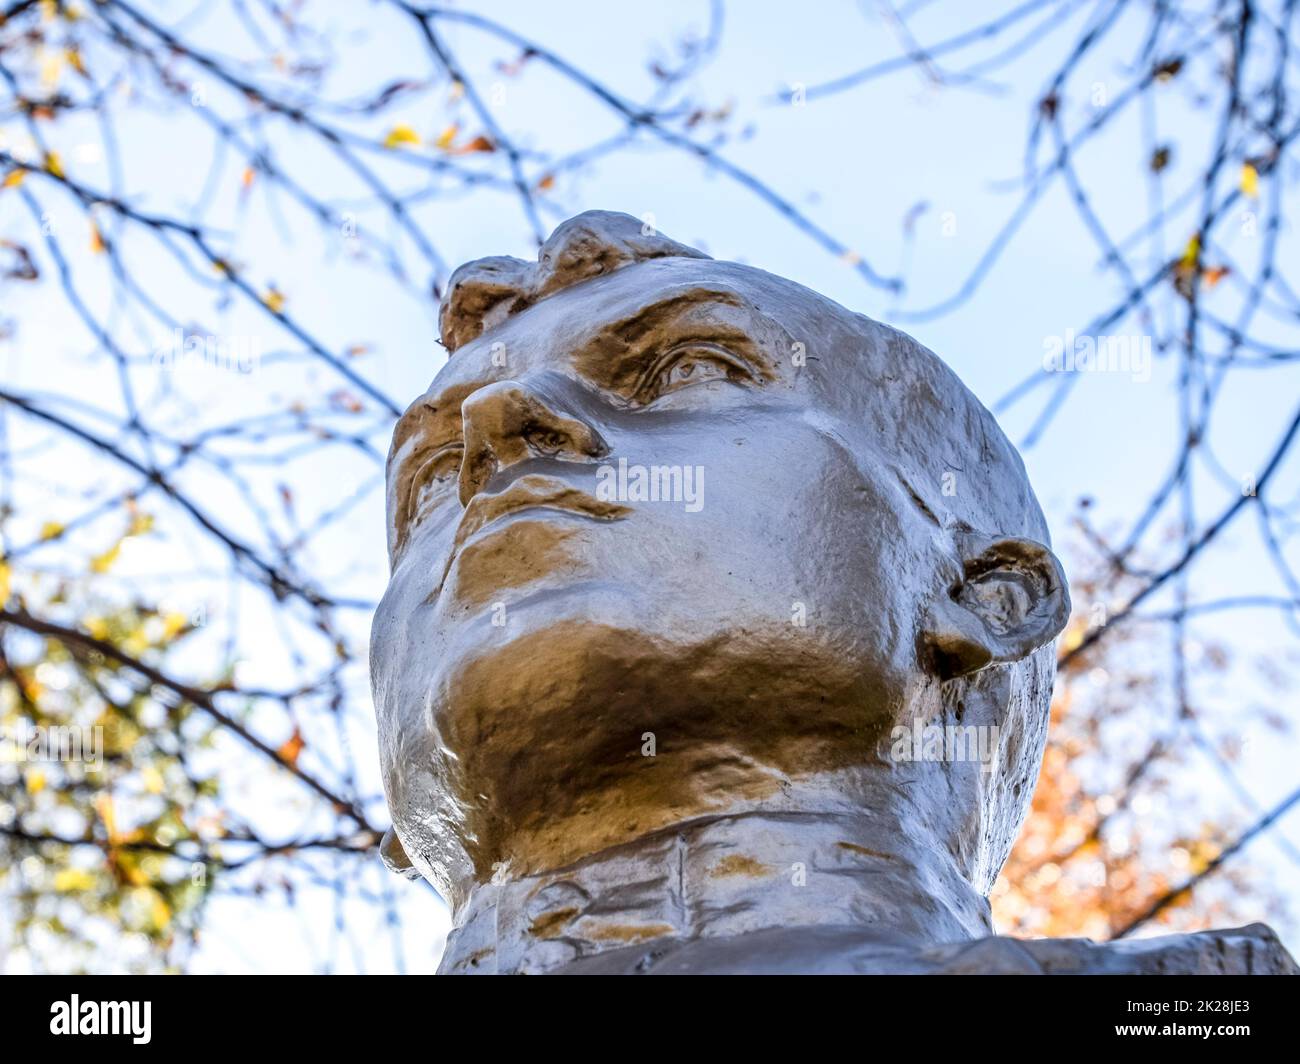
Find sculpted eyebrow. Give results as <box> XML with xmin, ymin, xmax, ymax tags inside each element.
<box><xmin>573</xmin><ymin>289</ymin><xmax>779</xmax><ymax>390</ymax></box>
<box><xmin>603</xmin><ymin>290</ymin><xmax>747</xmax><ymax>343</ymax></box>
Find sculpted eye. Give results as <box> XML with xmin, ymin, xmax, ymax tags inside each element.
<box><xmin>638</xmin><ymin>343</ymin><xmax>751</xmax><ymax>404</ymax></box>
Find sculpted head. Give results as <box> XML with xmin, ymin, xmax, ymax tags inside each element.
<box><xmin>371</xmin><ymin>211</ymin><xmax>1069</xmax><ymax>913</ymax></box>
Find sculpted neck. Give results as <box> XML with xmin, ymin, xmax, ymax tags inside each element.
<box><xmin>437</xmin><ymin>804</ymin><xmax>992</xmax><ymax>975</ymax></box>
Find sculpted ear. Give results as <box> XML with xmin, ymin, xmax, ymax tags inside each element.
<box><xmin>923</xmin><ymin>534</ymin><xmax>1070</xmax><ymax>681</ymax></box>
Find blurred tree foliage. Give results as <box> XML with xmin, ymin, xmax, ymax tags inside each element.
<box><xmin>994</xmin><ymin>507</ymin><xmax>1297</xmax><ymax>938</ymax></box>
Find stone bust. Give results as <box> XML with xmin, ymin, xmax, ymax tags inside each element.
<box><xmin>370</xmin><ymin>211</ymin><xmax>1297</xmax><ymax>975</ymax></box>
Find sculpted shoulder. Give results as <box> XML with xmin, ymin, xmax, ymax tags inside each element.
<box><xmin>550</xmin><ymin>923</ymin><xmax>1299</xmax><ymax>975</ymax></box>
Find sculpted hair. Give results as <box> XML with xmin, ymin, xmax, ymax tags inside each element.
<box><xmin>438</xmin><ymin>211</ymin><xmax>709</xmax><ymax>352</ymax></box>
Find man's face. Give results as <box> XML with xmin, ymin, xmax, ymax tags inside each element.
<box><xmin>371</xmin><ymin>257</ymin><xmax>953</xmax><ymax>892</ymax></box>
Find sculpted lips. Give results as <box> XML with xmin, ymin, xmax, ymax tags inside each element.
<box><xmin>458</xmin><ymin>473</ymin><xmax>630</xmax><ymax>543</ymax></box>
<box><xmin>430</xmin><ymin>474</ymin><xmax>631</xmax><ymax>599</ymax></box>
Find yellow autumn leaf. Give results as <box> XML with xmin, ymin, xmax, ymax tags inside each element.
<box><xmin>39</xmin><ymin>49</ymin><xmax>62</xmax><ymax>90</ymax></box>
<box><xmin>148</xmin><ymin>889</ymin><xmax>173</xmax><ymax>931</ymax></box>
<box><xmin>141</xmin><ymin>764</ymin><xmax>165</xmax><ymax>794</ymax></box>
<box><xmin>263</xmin><ymin>287</ymin><xmax>286</xmax><ymax>313</ymax></box>
<box><xmin>65</xmin><ymin>47</ymin><xmax>88</xmax><ymax>77</ymax></box>
<box><xmin>1179</xmin><ymin>233</ymin><xmax>1200</xmax><ymax>269</ymax></box>
<box><xmin>2</xmin><ymin>169</ymin><xmax>24</xmax><ymax>189</ymax></box>
<box><xmin>54</xmin><ymin>868</ymin><xmax>97</xmax><ymax>892</ymax></box>
<box><xmin>43</xmin><ymin>151</ymin><xmax>64</xmax><ymax>178</ymax></box>
<box><xmin>160</xmin><ymin>612</ymin><xmax>188</xmax><ymax>642</ymax></box>
<box><xmin>1202</xmin><ymin>264</ymin><xmax>1230</xmax><ymax>288</ymax></box>
<box><xmin>25</xmin><ymin>767</ymin><xmax>46</xmax><ymax>794</ymax></box>
<box><xmin>1241</xmin><ymin>162</ymin><xmax>1259</xmax><ymax>199</ymax></box>
<box><xmin>95</xmin><ymin>793</ymin><xmax>118</xmax><ymax>838</ymax></box>
<box><xmin>123</xmin><ymin>626</ymin><xmax>148</xmax><ymax>656</ymax></box>
<box><xmin>39</xmin><ymin>520</ymin><xmax>65</xmax><ymax>540</ymax></box>
<box><xmin>86</xmin><ymin>616</ymin><xmax>109</xmax><ymax>640</ymax></box>
<box><xmin>0</xmin><ymin>559</ymin><xmax>10</xmax><ymax>602</ymax></box>
<box><xmin>382</xmin><ymin>123</ymin><xmax>420</xmax><ymax>150</ymax></box>
<box><xmin>433</xmin><ymin>123</ymin><xmax>458</xmax><ymax>150</ymax></box>
<box><xmin>127</xmin><ymin>511</ymin><xmax>154</xmax><ymax>537</ymax></box>
<box><xmin>90</xmin><ymin>541</ymin><xmax>121</xmax><ymax>573</ymax></box>
<box><xmin>278</xmin><ymin>726</ymin><xmax>305</xmax><ymax>767</ymax></box>
<box><xmin>89</xmin><ymin>223</ymin><xmax>105</xmax><ymax>254</ymax></box>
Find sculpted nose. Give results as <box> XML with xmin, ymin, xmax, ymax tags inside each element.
<box><xmin>458</xmin><ymin>379</ymin><xmax>608</xmax><ymax>506</ymax></box>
